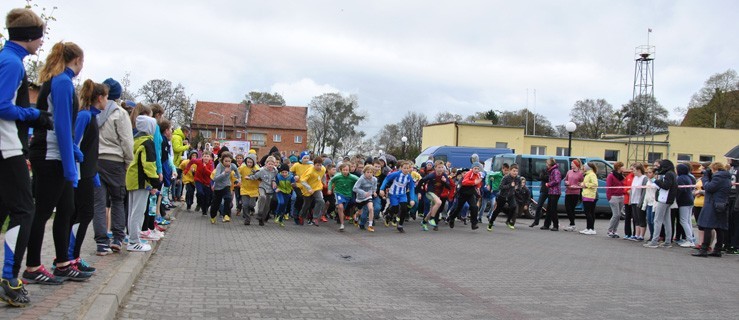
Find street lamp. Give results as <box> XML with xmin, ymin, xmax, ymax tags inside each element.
<box><xmin>209</xmin><ymin>111</ymin><xmax>225</xmax><ymax>140</ymax></box>
<box><xmin>565</xmin><ymin>122</ymin><xmax>577</xmax><ymax>157</ymax></box>
<box><xmin>401</xmin><ymin>136</ymin><xmax>408</xmax><ymax>159</ymax></box>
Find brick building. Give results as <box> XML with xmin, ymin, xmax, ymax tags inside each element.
<box><xmin>191</xmin><ymin>101</ymin><xmax>308</xmax><ymax>158</ymax></box>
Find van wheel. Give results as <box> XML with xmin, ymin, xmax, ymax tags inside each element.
<box><xmin>523</xmin><ymin>205</ymin><xmax>536</xmax><ymax>219</ymax></box>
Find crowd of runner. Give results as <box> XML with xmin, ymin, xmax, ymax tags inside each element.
<box><xmin>1</xmin><ymin>7</ymin><xmax>738</xmax><ymax>308</ymax></box>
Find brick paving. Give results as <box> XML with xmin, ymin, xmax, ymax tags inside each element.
<box><xmin>1</xmin><ymin>219</ymin><xmax>121</xmax><ymax>319</ymax></box>
<box><xmin>118</xmin><ymin>210</ymin><xmax>739</xmax><ymax>320</ymax></box>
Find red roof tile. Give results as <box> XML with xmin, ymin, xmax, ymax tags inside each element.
<box><xmin>247</xmin><ymin>103</ymin><xmax>307</xmax><ymax>130</ymax></box>
<box><xmin>192</xmin><ymin>101</ymin><xmax>247</xmax><ymax>127</ymax></box>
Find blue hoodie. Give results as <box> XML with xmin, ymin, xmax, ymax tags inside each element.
<box><xmin>676</xmin><ymin>163</ymin><xmax>695</xmax><ymax>207</ymax></box>
<box><xmin>0</xmin><ymin>41</ymin><xmax>41</xmax><ymax>158</ymax></box>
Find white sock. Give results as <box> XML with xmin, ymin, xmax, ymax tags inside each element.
<box><xmin>369</xmin><ymin>221</ymin><xmax>373</xmax><ymax>227</ymax></box>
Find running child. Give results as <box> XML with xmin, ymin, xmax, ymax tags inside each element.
<box><xmin>183</xmin><ymin>152</ymin><xmax>215</xmax><ymax>217</ymax></box>
<box><xmin>415</xmin><ymin>160</ymin><xmax>450</xmax><ymax>231</ymax></box>
<box><xmin>354</xmin><ymin>165</ymin><xmax>378</xmax><ymax>231</ymax></box>
<box><xmin>447</xmin><ymin>163</ymin><xmax>483</xmax><ymax>230</ymax></box>
<box><xmin>247</xmin><ymin>156</ymin><xmax>278</xmax><ymax>226</ymax></box>
<box><xmin>328</xmin><ymin>163</ymin><xmax>359</xmax><ymax>231</ymax></box>
<box><xmin>379</xmin><ymin>160</ymin><xmax>417</xmax><ymax>233</ymax></box>
<box><xmin>299</xmin><ymin>157</ymin><xmax>327</xmax><ymax>226</ymax></box>
<box><xmin>180</xmin><ymin>152</ymin><xmax>198</xmax><ymax>210</ymax></box>
<box><xmin>210</xmin><ymin>151</ymin><xmax>240</xmax><ymax>224</ymax></box>
<box><xmin>275</xmin><ymin>163</ymin><xmax>297</xmax><ymax>225</ymax></box>
<box><xmin>238</xmin><ymin>153</ymin><xmax>259</xmax><ymax>225</ymax></box>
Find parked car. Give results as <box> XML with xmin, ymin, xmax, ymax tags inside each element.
<box><xmin>485</xmin><ymin>154</ymin><xmax>614</xmax><ymax>218</ymax></box>
<box><xmin>415</xmin><ymin>146</ymin><xmax>513</xmax><ymax>169</ymax></box>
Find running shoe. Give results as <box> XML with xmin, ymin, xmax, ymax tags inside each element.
<box><xmin>0</xmin><ymin>278</ymin><xmax>30</xmax><ymax>307</ymax></box>
<box><xmin>660</xmin><ymin>243</ymin><xmax>673</xmax><ymax>248</ymax></box>
<box><xmin>391</xmin><ymin>217</ymin><xmax>398</xmax><ymax>227</ymax></box>
<box><xmin>448</xmin><ymin>218</ymin><xmax>455</xmax><ymax>229</ymax></box>
<box><xmin>320</xmin><ymin>216</ymin><xmax>328</xmax><ymax>222</ymax></box>
<box><xmin>140</xmin><ymin>230</ymin><xmax>160</xmax><ymax>241</ymax></box>
<box><xmin>506</xmin><ymin>222</ymin><xmax>515</xmax><ymax>230</ymax></box>
<box><xmin>127</xmin><ymin>242</ymin><xmax>152</xmax><ymax>252</ymax></box>
<box><xmin>283</xmin><ymin>214</ymin><xmax>290</xmax><ymax>221</ymax></box>
<box><xmin>471</xmin><ymin>224</ymin><xmax>479</xmax><ymax>230</ymax></box>
<box><xmin>22</xmin><ymin>266</ymin><xmax>62</xmax><ymax>285</ymax></box>
<box><xmin>428</xmin><ymin>219</ymin><xmax>437</xmax><ymax>227</ymax></box>
<box><xmin>274</xmin><ymin>216</ymin><xmax>280</xmax><ymax>224</ymax></box>
<box><xmin>433</xmin><ymin>226</ymin><xmax>439</xmax><ymax>231</ymax></box>
<box><xmin>278</xmin><ymin>221</ymin><xmax>285</xmax><ymax>227</ymax></box>
<box><xmin>679</xmin><ymin>241</ymin><xmax>695</xmax><ymax>248</ymax></box>
<box><xmin>367</xmin><ymin>226</ymin><xmax>375</xmax><ymax>232</ymax></box>
<box><xmin>579</xmin><ymin>229</ymin><xmax>588</xmax><ymax>234</ymax></box>
<box><xmin>223</xmin><ymin>215</ymin><xmax>231</xmax><ymax>223</ymax></box>
<box><xmin>384</xmin><ymin>217</ymin><xmax>390</xmax><ymax>227</ymax></box>
<box><xmin>422</xmin><ymin>224</ymin><xmax>428</xmax><ymax>231</ymax></box>
<box><xmin>210</xmin><ymin>217</ymin><xmax>216</xmax><ymax>224</ymax></box>
<box><xmin>152</xmin><ymin>229</ymin><xmax>165</xmax><ymax>239</ymax></box>
<box><xmin>96</xmin><ymin>244</ymin><xmax>112</xmax><ymax>256</ymax></box>
<box><xmin>110</xmin><ymin>240</ymin><xmax>123</xmax><ymax>253</ymax></box>
<box><xmin>643</xmin><ymin>242</ymin><xmax>660</xmax><ymax>248</ymax></box>
<box><xmin>74</xmin><ymin>258</ymin><xmax>96</xmax><ymax>273</ymax></box>
<box><xmin>259</xmin><ymin>219</ymin><xmax>265</xmax><ymax>226</ymax></box>
<box><xmin>487</xmin><ymin>224</ymin><xmax>493</xmax><ymax>232</ymax></box>
<box><xmin>53</xmin><ymin>264</ymin><xmax>92</xmax><ymax>282</ymax></box>
<box><xmin>339</xmin><ymin>224</ymin><xmax>345</xmax><ymax>232</ymax></box>
<box><xmin>397</xmin><ymin>226</ymin><xmax>405</xmax><ymax>233</ymax></box>
<box><xmin>155</xmin><ymin>224</ymin><xmax>167</xmax><ymax>232</ymax></box>
<box><xmin>564</xmin><ymin>225</ymin><xmax>576</xmax><ymax>232</ymax></box>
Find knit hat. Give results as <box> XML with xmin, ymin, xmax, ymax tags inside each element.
<box><xmin>103</xmin><ymin>78</ymin><xmax>122</xmax><ymax>100</ymax></box>
<box><xmin>289</xmin><ymin>155</ymin><xmax>298</xmax><ymax>163</ymax></box>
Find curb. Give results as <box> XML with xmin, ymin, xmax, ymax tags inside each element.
<box><xmin>80</xmin><ymin>209</ymin><xmax>176</xmax><ymax>320</ymax></box>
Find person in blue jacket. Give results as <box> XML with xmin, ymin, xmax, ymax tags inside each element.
<box><xmin>66</xmin><ymin>80</ymin><xmax>108</xmax><ymax>274</ymax></box>
<box><xmin>24</xmin><ymin>41</ymin><xmax>92</xmax><ymax>285</ymax></box>
<box><xmin>0</xmin><ymin>7</ymin><xmax>52</xmax><ymax>307</ymax></box>
<box><xmin>379</xmin><ymin>160</ymin><xmax>417</xmax><ymax>233</ymax></box>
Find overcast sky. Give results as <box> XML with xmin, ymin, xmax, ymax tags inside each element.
<box><xmin>3</xmin><ymin>1</ymin><xmax>737</xmax><ymax>135</ymax></box>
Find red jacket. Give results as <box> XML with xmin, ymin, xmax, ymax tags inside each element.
<box><xmin>184</xmin><ymin>158</ymin><xmax>214</xmax><ymax>185</ymax></box>
<box><xmin>461</xmin><ymin>170</ymin><xmax>482</xmax><ymax>188</ymax></box>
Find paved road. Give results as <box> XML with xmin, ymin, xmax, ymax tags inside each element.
<box><xmin>118</xmin><ymin>210</ymin><xmax>739</xmax><ymax>320</ymax></box>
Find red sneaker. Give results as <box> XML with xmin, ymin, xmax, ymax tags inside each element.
<box><xmin>320</xmin><ymin>216</ymin><xmax>328</xmax><ymax>223</ymax></box>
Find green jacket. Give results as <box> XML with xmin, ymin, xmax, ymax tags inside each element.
<box><xmin>486</xmin><ymin>171</ymin><xmax>504</xmax><ymax>191</ymax></box>
<box><xmin>126</xmin><ymin>134</ymin><xmax>161</xmax><ymax>191</ymax></box>
<box><xmin>328</xmin><ymin>173</ymin><xmax>359</xmax><ymax>197</ymax></box>
<box><xmin>171</xmin><ymin>128</ymin><xmax>189</xmax><ymax>166</ymax></box>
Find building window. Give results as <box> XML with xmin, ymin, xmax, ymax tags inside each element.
<box><xmin>295</xmin><ymin>135</ymin><xmax>303</xmax><ymax>143</ymax></box>
<box><xmin>250</xmin><ymin>133</ymin><xmax>266</xmax><ymax>146</ymax></box>
<box><xmin>217</xmin><ymin>130</ymin><xmax>226</xmax><ymax>139</ymax></box>
<box><xmin>530</xmin><ymin>146</ymin><xmax>546</xmax><ymax>155</ymax></box>
<box><xmin>495</xmin><ymin>142</ymin><xmax>508</xmax><ymax>149</ymax></box>
<box><xmin>556</xmin><ymin>147</ymin><xmax>569</xmax><ymax>156</ymax></box>
<box><xmin>236</xmin><ymin>131</ymin><xmax>242</xmax><ymax>139</ymax></box>
<box><xmin>201</xmin><ymin>130</ymin><xmax>212</xmax><ymax>139</ymax></box>
<box><xmin>604</xmin><ymin>150</ymin><xmax>619</xmax><ymax>162</ymax></box>
<box><xmin>273</xmin><ymin>134</ymin><xmax>282</xmax><ymax>142</ymax></box>
<box><xmin>647</xmin><ymin>152</ymin><xmax>663</xmax><ymax>164</ymax></box>
<box><xmin>699</xmin><ymin>155</ymin><xmax>714</xmax><ymax>162</ymax></box>
<box><xmin>677</xmin><ymin>154</ymin><xmax>692</xmax><ymax>162</ymax></box>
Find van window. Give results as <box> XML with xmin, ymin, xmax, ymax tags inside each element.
<box><xmin>492</xmin><ymin>156</ymin><xmax>515</xmax><ymax>172</ymax></box>
<box><xmin>518</xmin><ymin>158</ymin><xmax>532</xmax><ymax>181</ymax></box>
<box><xmin>434</xmin><ymin>155</ymin><xmax>448</xmax><ymax>166</ymax></box>
<box><xmin>530</xmin><ymin>158</ymin><xmax>548</xmax><ymax>182</ymax></box>
<box><xmin>589</xmin><ymin>160</ymin><xmax>611</xmax><ymax>180</ymax></box>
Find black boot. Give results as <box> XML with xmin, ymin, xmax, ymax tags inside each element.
<box><xmin>529</xmin><ymin>222</ymin><xmax>538</xmax><ymax>228</ymax></box>
<box><xmin>708</xmin><ymin>249</ymin><xmax>722</xmax><ymax>257</ymax></box>
<box><xmin>692</xmin><ymin>249</ymin><xmax>708</xmax><ymax>257</ymax></box>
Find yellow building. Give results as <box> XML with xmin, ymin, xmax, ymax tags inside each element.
<box><xmin>422</xmin><ymin>122</ymin><xmax>738</xmax><ymax>165</ymax></box>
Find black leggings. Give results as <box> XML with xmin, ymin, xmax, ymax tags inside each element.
<box><xmin>631</xmin><ymin>204</ymin><xmax>646</xmax><ymax>228</ymax></box>
<box><xmin>0</xmin><ymin>155</ymin><xmax>35</xmax><ymax>279</ymax></box>
<box><xmin>564</xmin><ymin>194</ymin><xmax>580</xmax><ymax>226</ymax></box>
<box><xmin>387</xmin><ymin>203</ymin><xmax>410</xmax><ymax>227</ymax></box>
<box><xmin>545</xmin><ymin>194</ymin><xmax>560</xmax><ymax>228</ymax></box>
<box><xmin>702</xmin><ymin>228</ymin><xmax>724</xmax><ymax>252</ymax></box>
<box><xmin>210</xmin><ymin>188</ymin><xmax>231</xmax><ymax>219</ymax></box>
<box><xmin>583</xmin><ymin>200</ymin><xmax>596</xmax><ymax>230</ymax></box>
<box><xmin>449</xmin><ymin>191</ymin><xmax>479</xmax><ymax>226</ymax></box>
<box><xmin>70</xmin><ymin>176</ymin><xmax>95</xmax><ymax>260</ymax></box>
<box><xmin>490</xmin><ymin>197</ymin><xmax>507</xmax><ymax>222</ymax></box>
<box><xmin>185</xmin><ymin>183</ymin><xmax>195</xmax><ymax>208</ymax></box>
<box><xmin>27</xmin><ymin>160</ymin><xmax>74</xmax><ymax>266</ymax></box>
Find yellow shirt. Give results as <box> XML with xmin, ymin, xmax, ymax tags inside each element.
<box><xmin>179</xmin><ymin>160</ymin><xmax>196</xmax><ymax>184</ymax></box>
<box><xmin>694</xmin><ymin>179</ymin><xmax>704</xmax><ymax>208</ymax></box>
<box><xmin>299</xmin><ymin>166</ymin><xmax>326</xmax><ymax>196</ymax></box>
<box><xmin>238</xmin><ymin>164</ymin><xmax>261</xmax><ymax>197</ymax></box>
<box><xmin>291</xmin><ymin>162</ymin><xmax>313</xmax><ymax>193</ymax></box>
<box><xmin>411</xmin><ymin>171</ymin><xmax>421</xmax><ymax>182</ymax></box>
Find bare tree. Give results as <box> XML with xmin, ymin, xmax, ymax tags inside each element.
<box><xmin>242</xmin><ymin>91</ymin><xmax>286</xmax><ymax>105</ymax></box>
<box><xmin>433</xmin><ymin>111</ymin><xmax>463</xmax><ymax>123</ymax></box>
<box><xmin>569</xmin><ymin>99</ymin><xmax>617</xmax><ymax>139</ymax></box>
<box><xmin>307</xmin><ymin>93</ymin><xmax>365</xmax><ymax>158</ymax></box>
<box><xmin>138</xmin><ymin>79</ymin><xmax>194</xmax><ymax>127</ymax></box>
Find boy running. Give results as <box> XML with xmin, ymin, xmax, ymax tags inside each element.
<box><xmin>299</xmin><ymin>157</ymin><xmax>327</xmax><ymax>226</ymax></box>
<box><xmin>379</xmin><ymin>160</ymin><xmax>417</xmax><ymax>233</ymax></box>
<box><xmin>447</xmin><ymin>163</ymin><xmax>483</xmax><ymax>230</ymax></box>
<box><xmin>328</xmin><ymin>163</ymin><xmax>359</xmax><ymax>231</ymax></box>
<box><xmin>354</xmin><ymin>165</ymin><xmax>378</xmax><ymax>231</ymax></box>
<box><xmin>416</xmin><ymin>160</ymin><xmax>450</xmax><ymax>231</ymax></box>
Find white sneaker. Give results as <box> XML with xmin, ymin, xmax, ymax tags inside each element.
<box><xmin>127</xmin><ymin>242</ymin><xmax>152</xmax><ymax>252</ymax></box>
<box><xmin>140</xmin><ymin>230</ymin><xmax>160</xmax><ymax>241</ymax></box>
<box><xmin>152</xmin><ymin>229</ymin><xmax>165</xmax><ymax>238</ymax></box>
<box><xmin>564</xmin><ymin>225</ymin><xmax>577</xmax><ymax>232</ymax></box>
<box><xmin>579</xmin><ymin>229</ymin><xmax>588</xmax><ymax>234</ymax></box>
<box><xmin>584</xmin><ymin>229</ymin><xmax>596</xmax><ymax>235</ymax></box>
<box><xmin>679</xmin><ymin>241</ymin><xmax>695</xmax><ymax>248</ymax></box>
<box><xmin>339</xmin><ymin>224</ymin><xmax>345</xmax><ymax>232</ymax></box>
